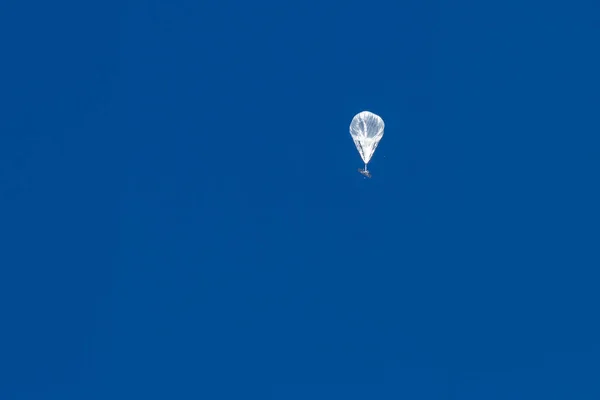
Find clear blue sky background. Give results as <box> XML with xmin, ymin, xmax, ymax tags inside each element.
<box><xmin>1</xmin><ymin>0</ymin><xmax>599</xmax><ymax>398</ymax></box>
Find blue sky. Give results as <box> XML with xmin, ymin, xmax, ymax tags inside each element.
<box><xmin>1</xmin><ymin>0</ymin><xmax>599</xmax><ymax>398</ymax></box>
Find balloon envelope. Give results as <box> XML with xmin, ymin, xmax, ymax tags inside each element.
<box><xmin>349</xmin><ymin>111</ymin><xmax>385</xmax><ymax>165</ymax></box>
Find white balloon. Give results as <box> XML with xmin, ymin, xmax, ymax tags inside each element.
<box><xmin>350</xmin><ymin>111</ymin><xmax>385</xmax><ymax>174</ymax></box>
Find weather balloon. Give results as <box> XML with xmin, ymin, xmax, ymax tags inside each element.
<box><xmin>349</xmin><ymin>111</ymin><xmax>384</xmax><ymax>177</ymax></box>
